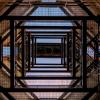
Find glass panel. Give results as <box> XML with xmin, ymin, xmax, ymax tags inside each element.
<box><xmin>87</xmin><ymin>47</ymin><xmax>94</xmax><ymax>58</ymax></box>
<box><xmin>3</xmin><ymin>47</ymin><xmax>18</xmax><ymax>56</ymax></box>
<box><xmin>36</xmin><ymin>58</ymin><xmax>61</xmax><ymax>64</ymax></box>
<box><xmin>34</xmin><ymin>92</ymin><xmax>63</xmax><ymax>99</ymax></box>
<box><xmin>25</xmin><ymin>79</ymin><xmax>71</xmax><ymax>85</ymax></box>
<box><xmin>36</xmin><ymin>39</ymin><xmax>61</xmax><ymax>43</ymax></box>
<box><xmin>41</xmin><ymin>0</ymin><xmax>57</xmax><ymax>2</ymax></box>
<box><xmin>3</xmin><ymin>47</ymin><xmax>10</xmax><ymax>56</ymax></box>
<box><xmin>31</xmin><ymin>7</ymin><xmax>66</xmax><ymax>16</ymax></box>
<box><xmin>24</xmin><ymin>21</ymin><xmax>72</xmax><ymax>26</ymax></box>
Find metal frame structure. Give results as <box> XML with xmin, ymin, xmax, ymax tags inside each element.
<box><xmin>32</xmin><ymin>36</ymin><xmax>65</xmax><ymax>65</ymax></box>
<box><xmin>0</xmin><ymin>16</ymin><xmax>99</xmax><ymax>100</ymax></box>
<box><xmin>0</xmin><ymin>0</ymin><xmax>99</xmax><ymax>99</ymax></box>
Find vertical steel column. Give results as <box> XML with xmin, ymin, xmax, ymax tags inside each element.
<box><xmin>65</xmin><ymin>36</ymin><xmax>67</xmax><ymax>70</ymax></box>
<box><xmin>10</xmin><ymin>20</ymin><xmax>15</xmax><ymax>88</ymax></box>
<box><xmin>35</xmin><ymin>37</ymin><xmax>36</xmax><ymax>65</ymax></box>
<box><xmin>22</xmin><ymin>29</ymin><xmax>25</xmax><ymax>77</ymax></box>
<box><xmin>67</xmin><ymin>33</ymin><xmax>69</xmax><ymax>71</ymax></box>
<box><xmin>28</xmin><ymin>34</ymin><xmax>30</xmax><ymax>71</ymax></box>
<box><xmin>95</xmin><ymin>35</ymin><xmax>99</xmax><ymax>82</ymax></box>
<box><xmin>1</xmin><ymin>38</ymin><xmax>3</xmax><ymax>62</ymax></box>
<box><xmin>72</xmin><ymin>29</ymin><xmax>76</xmax><ymax>77</ymax></box>
<box><xmin>61</xmin><ymin>38</ymin><xmax>63</xmax><ymax>65</ymax></box>
<box><xmin>98</xmin><ymin>23</ymin><xmax>100</xmax><ymax>90</ymax></box>
<box><xmin>64</xmin><ymin>37</ymin><xmax>65</xmax><ymax>67</ymax></box>
<box><xmin>82</xmin><ymin>20</ymin><xmax>87</xmax><ymax>88</ymax></box>
<box><xmin>32</xmin><ymin>37</ymin><xmax>34</xmax><ymax>67</ymax></box>
<box><xmin>0</xmin><ymin>36</ymin><xmax>2</xmax><ymax>68</ymax></box>
<box><xmin>96</xmin><ymin>22</ymin><xmax>99</xmax><ymax>90</ymax></box>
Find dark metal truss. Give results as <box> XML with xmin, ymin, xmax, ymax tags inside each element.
<box><xmin>0</xmin><ymin>16</ymin><xmax>99</xmax><ymax>99</ymax></box>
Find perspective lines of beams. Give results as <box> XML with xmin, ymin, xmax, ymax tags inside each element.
<box><xmin>0</xmin><ymin>0</ymin><xmax>99</xmax><ymax>100</ymax></box>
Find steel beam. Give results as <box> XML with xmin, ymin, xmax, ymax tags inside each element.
<box><xmin>82</xmin><ymin>20</ymin><xmax>87</xmax><ymax>88</ymax></box>
<box><xmin>58</xmin><ymin>79</ymin><xmax>80</xmax><ymax>99</ymax></box>
<box><xmin>64</xmin><ymin>38</ymin><xmax>65</xmax><ymax>67</ymax></box>
<box><xmin>21</xmin><ymin>29</ymin><xmax>25</xmax><ymax>77</ymax></box>
<box><xmin>17</xmin><ymin>26</ymin><xmax>78</xmax><ymax>29</ymax></box>
<box><xmin>72</xmin><ymin>29</ymin><xmax>76</xmax><ymax>77</ymax></box>
<box><xmin>74</xmin><ymin>1</ymin><xmax>100</xmax><ymax>23</ymax></box>
<box><xmin>82</xmin><ymin>84</ymin><xmax>98</xmax><ymax>100</ymax></box>
<box><xmin>74</xmin><ymin>0</ymin><xmax>95</xmax><ymax>16</ymax></box>
<box><xmin>5</xmin><ymin>2</ymin><xmax>65</xmax><ymax>6</ymax></box>
<box><xmin>1</xmin><ymin>32</ymin><xmax>10</xmax><ymax>43</ymax></box>
<box><xmin>10</xmin><ymin>20</ymin><xmax>15</xmax><ymax>88</ymax></box>
<box><xmin>2</xmin><ymin>88</ymin><xmax>97</xmax><ymax>92</ymax></box>
<box><xmin>16</xmin><ymin>76</ymin><xmax>81</xmax><ymax>80</ymax></box>
<box><xmin>0</xmin><ymin>86</ymin><xmax>15</xmax><ymax>100</ymax></box>
<box><xmin>61</xmin><ymin>38</ymin><xmax>63</xmax><ymax>65</ymax></box>
<box><xmin>0</xmin><ymin>16</ymin><xmax>99</xmax><ymax>21</ymax></box>
<box><xmin>95</xmin><ymin>34</ymin><xmax>99</xmax><ymax>85</ymax></box>
<box><xmin>32</xmin><ymin>37</ymin><xmax>34</xmax><ymax>68</ymax></box>
<box><xmin>35</xmin><ymin>37</ymin><xmax>36</xmax><ymax>65</ymax></box>
<box><xmin>28</xmin><ymin>34</ymin><xmax>31</xmax><ymax>71</ymax></box>
<box><xmin>0</xmin><ymin>36</ymin><xmax>2</xmax><ymax>68</ymax></box>
<box><xmin>67</xmin><ymin>33</ymin><xmax>69</xmax><ymax>71</ymax></box>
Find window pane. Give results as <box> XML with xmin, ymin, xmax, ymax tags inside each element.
<box><xmin>36</xmin><ymin>58</ymin><xmax>61</xmax><ymax>64</ymax></box>
<box><xmin>36</xmin><ymin>39</ymin><xmax>61</xmax><ymax>43</ymax></box>
<box><xmin>87</xmin><ymin>47</ymin><xmax>94</xmax><ymax>58</ymax></box>
<box><xmin>42</xmin><ymin>0</ymin><xmax>57</xmax><ymax>2</ymax></box>
<box><xmin>24</xmin><ymin>21</ymin><xmax>72</xmax><ymax>26</ymax></box>
<box><xmin>31</xmin><ymin>7</ymin><xmax>66</xmax><ymax>16</ymax></box>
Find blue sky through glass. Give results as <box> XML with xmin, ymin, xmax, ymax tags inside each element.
<box><xmin>42</xmin><ymin>0</ymin><xmax>56</xmax><ymax>2</ymax></box>
<box><xmin>36</xmin><ymin>58</ymin><xmax>61</xmax><ymax>64</ymax></box>
<box><xmin>36</xmin><ymin>38</ymin><xmax>62</xmax><ymax>64</ymax></box>
<box><xmin>36</xmin><ymin>38</ymin><xmax>61</xmax><ymax>43</ymax></box>
<box><xmin>87</xmin><ymin>47</ymin><xmax>94</xmax><ymax>58</ymax></box>
<box><xmin>25</xmin><ymin>7</ymin><xmax>73</xmax><ymax>33</ymax></box>
<box><xmin>25</xmin><ymin>6</ymin><xmax>96</xmax><ymax>64</ymax></box>
<box><xmin>31</xmin><ymin>7</ymin><xmax>66</xmax><ymax>16</ymax></box>
<box><xmin>24</xmin><ymin>21</ymin><xmax>72</xmax><ymax>26</ymax></box>
<box><xmin>28</xmin><ymin>6</ymin><xmax>71</xmax><ymax>64</ymax></box>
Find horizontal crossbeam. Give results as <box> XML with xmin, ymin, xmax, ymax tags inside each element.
<box><xmin>16</xmin><ymin>76</ymin><xmax>81</xmax><ymax>80</ymax></box>
<box><xmin>2</xmin><ymin>88</ymin><xmax>97</xmax><ymax>92</ymax></box>
<box><xmin>17</xmin><ymin>26</ymin><xmax>79</xmax><ymax>29</ymax></box>
<box><xmin>0</xmin><ymin>16</ymin><xmax>99</xmax><ymax>21</ymax></box>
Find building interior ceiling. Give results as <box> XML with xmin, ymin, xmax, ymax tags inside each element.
<box><xmin>0</xmin><ymin>0</ymin><xmax>100</xmax><ymax>16</ymax></box>
<box><xmin>0</xmin><ymin>0</ymin><xmax>100</xmax><ymax>100</ymax></box>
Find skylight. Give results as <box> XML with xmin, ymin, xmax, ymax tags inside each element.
<box><xmin>24</xmin><ymin>6</ymin><xmax>73</xmax><ymax>32</ymax></box>
<box><xmin>36</xmin><ymin>38</ymin><xmax>61</xmax><ymax>43</ymax></box>
<box><xmin>24</xmin><ymin>21</ymin><xmax>72</xmax><ymax>26</ymax></box>
<box><xmin>24</xmin><ymin>3</ymin><xmax>73</xmax><ymax>99</ymax></box>
<box><xmin>31</xmin><ymin>7</ymin><xmax>66</xmax><ymax>16</ymax></box>
<box><xmin>42</xmin><ymin>0</ymin><xmax>57</xmax><ymax>2</ymax></box>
